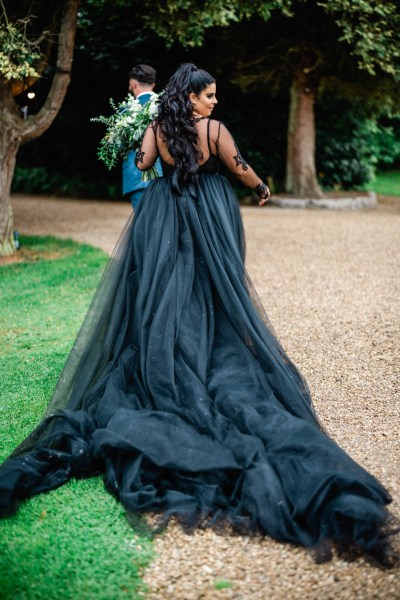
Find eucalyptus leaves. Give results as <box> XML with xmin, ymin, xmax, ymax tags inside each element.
<box><xmin>91</xmin><ymin>92</ymin><xmax>162</xmax><ymax>180</ymax></box>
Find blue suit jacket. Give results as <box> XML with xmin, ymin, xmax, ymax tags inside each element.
<box><xmin>122</xmin><ymin>92</ymin><xmax>162</xmax><ymax>196</ymax></box>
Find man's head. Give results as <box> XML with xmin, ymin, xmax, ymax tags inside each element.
<box><xmin>128</xmin><ymin>64</ymin><xmax>157</xmax><ymax>98</ymax></box>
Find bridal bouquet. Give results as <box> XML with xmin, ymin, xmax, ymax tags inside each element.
<box><xmin>91</xmin><ymin>92</ymin><xmax>162</xmax><ymax>180</ymax></box>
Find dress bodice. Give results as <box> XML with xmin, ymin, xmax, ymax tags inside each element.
<box><xmin>160</xmin><ymin>153</ymin><xmax>220</xmax><ymax>177</ymax></box>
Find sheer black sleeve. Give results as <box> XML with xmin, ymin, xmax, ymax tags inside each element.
<box><xmin>216</xmin><ymin>123</ymin><xmax>270</xmax><ymax>200</ymax></box>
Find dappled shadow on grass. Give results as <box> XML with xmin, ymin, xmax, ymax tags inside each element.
<box><xmin>0</xmin><ymin>236</ymin><xmax>85</xmax><ymax>266</ymax></box>
<box><xmin>0</xmin><ymin>235</ymin><xmax>108</xmax><ymax>456</ymax></box>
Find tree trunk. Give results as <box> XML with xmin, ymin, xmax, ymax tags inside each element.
<box><xmin>0</xmin><ymin>84</ymin><xmax>23</xmax><ymax>255</ymax></box>
<box><xmin>0</xmin><ymin>0</ymin><xmax>79</xmax><ymax>256</ymax></box>
<box><xmin>285</xmin><ymin>68</ymin><xmax>323</xmax><ymax>198</ymax></box>
<box><xmin>0</xmin><ymin>152</ymin><xmax>18</xmax><ymax>256</ymax></box>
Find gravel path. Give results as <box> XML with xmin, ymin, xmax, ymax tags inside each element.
<box><xmin>11</xmin><ymin>194</ymin><xmax>400</xmax><ymax>599</ymax></box>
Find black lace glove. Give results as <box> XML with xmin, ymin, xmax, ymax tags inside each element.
<box><xmin>254</xmin><ymin>182</ymin><xmax>270</xmax><ymax>200</ymax></box>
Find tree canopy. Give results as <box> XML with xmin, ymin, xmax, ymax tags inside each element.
<box><xmin>141</xmin><ymin>0</ymin><xmax>400</xmax><ymax>78</ymax></box>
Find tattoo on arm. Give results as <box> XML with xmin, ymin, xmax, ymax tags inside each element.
<box><xmin>233</xmin><ymin>143</ymin><xmax>249</xmax><ymax>171</ymax></box>
<box><xmin>135</xmin><ymin>149</ymin><xmax>145</xmax><ymax>165</ymax></box>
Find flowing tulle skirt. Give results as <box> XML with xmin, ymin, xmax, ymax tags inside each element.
<box><xmin>0</xmin><ymin>174</ymin><xmax>394</xmax><ymax>560</ymax></box>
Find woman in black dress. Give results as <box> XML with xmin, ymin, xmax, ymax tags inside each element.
<box><xmin>0</xmin><ymin>63</ymin><xmax>396</xmax><ymax>564</ymax></box>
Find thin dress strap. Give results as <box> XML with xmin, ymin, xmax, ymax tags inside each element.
<box><xmin>216</xmin><ymin>121</ymin><xmax>222</xmax><ymax>157</ymax></box>
<box><xmin>206</xmin><ymin>118</ymin><xmax>212</xmax><ymax>154</ymax></box>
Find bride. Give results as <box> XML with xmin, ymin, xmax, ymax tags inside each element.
<box><xmin>0</xmin><ymin>63</ymin><xmax>396</xmax><ymax>565</ymax></box>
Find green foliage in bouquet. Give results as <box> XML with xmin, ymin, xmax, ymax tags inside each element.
<box><xmin>91</xmin><ymin>92</ymin><xmax>162</xmax><ymax>181</ymax></box>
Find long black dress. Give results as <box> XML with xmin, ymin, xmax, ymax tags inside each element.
<box><xmin>0</xmin><ymin>118</ymin><xmax>394</xmax><ymax>561</ymax></box>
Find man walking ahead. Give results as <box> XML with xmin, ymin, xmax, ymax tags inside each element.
<box><xmin>123</xmin><ymin>64</ymin><xmax>162</xmax><ymax>209</ymax></box>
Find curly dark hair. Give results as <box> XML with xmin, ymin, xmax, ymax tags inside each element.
<box><xmin>157</xmin><ymin>63</ymin><xmax>215</xmax><ymax>187</ymax></box>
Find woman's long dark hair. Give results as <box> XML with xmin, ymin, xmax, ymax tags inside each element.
<box><xmin>157</xmin><ymin>63</ymin><xmax>215</xmax><ymax>187</ymax></box>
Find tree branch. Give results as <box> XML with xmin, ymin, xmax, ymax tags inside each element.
<box><xmin>20</xmin><ymin>0</ymin><xmax>79</xmax><ymax>144</ymax></box>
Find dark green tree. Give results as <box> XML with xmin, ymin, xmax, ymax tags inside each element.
<box><xmin>140</xmin><ymin>0</ymin><xmax>400</xmax><ymax>198</ymax></box>
<box><xmin>0</xmin><ymin>0</ymin><xmax>79</xmax><ymax>255</ymax></box>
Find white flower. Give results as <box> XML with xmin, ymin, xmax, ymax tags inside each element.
<box><xmin>93</xmin><ymin>91</ymin><xmax>163</xmax><ymax>170</ymax></box>
<box><xmin>149</xmin><ymin>105</ymin><xmax>158</xmax><ymax>118</ymax></box>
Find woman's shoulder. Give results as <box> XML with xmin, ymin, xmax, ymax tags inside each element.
<box><xmin>207</xmin><ymin>118</ymin><xmax>225</xmax><ymax>134</ymax></box>
<box><xmin>208</xmin><ymin>118</ymin><xmax>223</xmax><ymax>126</ymax></box>
<box><xmin>207</xmin><ymin>119</ymin><xmax>230</xmax><ymax>142</ymax></box>
<box><xmin>209</xmin><ymin>118</ymin><xmax>230</xmax><ymax>130</ymax></box>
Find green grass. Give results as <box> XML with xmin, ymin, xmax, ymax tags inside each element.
<box><xmin>0</xmin><ymin>236</ymin><xmax>154</xmax><ymax>600</ymax></box>
<box><xmin>368</xmin><ymin>170</ymin><xmax>400</xmax><ymax>196</ymax></box>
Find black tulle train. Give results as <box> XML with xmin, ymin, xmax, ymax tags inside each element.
<box><xmin>0</xmin><ymin>174</ymin><xmax>394</xmax><ymax>561</ymax></box>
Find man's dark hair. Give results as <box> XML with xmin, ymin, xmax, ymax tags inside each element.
<box><xmin>129</xmin><ymin>64</ymin><xmax>156</xmax><ymax>84</ymax></box>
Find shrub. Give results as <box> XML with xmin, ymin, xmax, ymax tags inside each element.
<box><xmin>12</xmin><ymin>166</ymin><xmax>119</xmax><ymax>199</ymax></box>
<box><xmin>316</xmin><ymin>97</ymin><xmax>400</xmax><ymax>190</ymax></box>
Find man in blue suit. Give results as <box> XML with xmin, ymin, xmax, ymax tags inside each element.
<box><xmin>122</xmin><ymin>64</ymin><xmax>161</xmax><ymax>209</ymax></box>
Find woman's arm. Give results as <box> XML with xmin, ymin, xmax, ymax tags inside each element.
<box><xmin>134</xmin><ymin>124</ymin><xmax>158</xmax><ymax>171</ymax></box>
<box><xmin>216</xmin><ymin>122</ymin><xmax>270</xmax><ymax>206</ymax></box>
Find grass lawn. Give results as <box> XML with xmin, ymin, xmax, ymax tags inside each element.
<box><xmin>368</xmin><ymin>170</ymin><xmax>400</xmax><ymax>196</ymax></box>
<box><xmin>0</xmin><ymin>236</ymin><xmax>154</xmax><ymax>600</ymax></box>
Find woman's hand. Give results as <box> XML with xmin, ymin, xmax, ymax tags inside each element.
<box><xmin>253</xmin><ymin>182</ymin><xmax>270</xmax><ymax>206</ymax></box>
<box><xmin>258</xmin><ymin>186</ymin><xmax>271</xmax><ymax>206</ymax></box>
